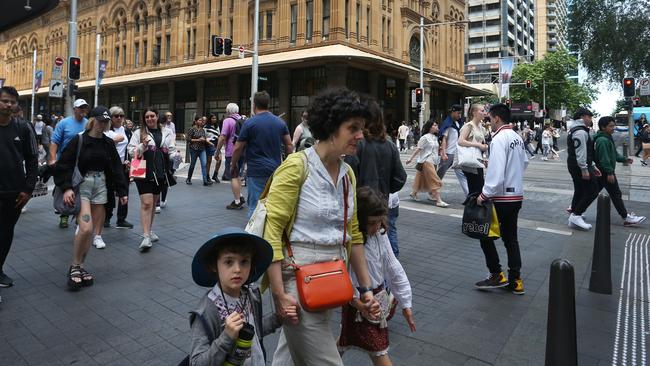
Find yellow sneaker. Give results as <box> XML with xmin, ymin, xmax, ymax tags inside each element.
<box><xmin>508</xmin><ymin>278</ymin><xmax>525</xmax><ymax>295</ymax></box>
<box><xmin>475</xmin><ymin>271</ymin><xmax>508</xmax><ymax>289</ymax></box>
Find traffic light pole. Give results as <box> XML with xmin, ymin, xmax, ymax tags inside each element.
<box><xmin>250</xmin><ymin>0</ymin><xmax>260</xmax><ymax>113</ymax></box>
<box><xmin>629</xmin><ymin>99</ymin><xmax>635</xmax><ymax>151</ymax></box>
<box><xmin>65</xmin><ymin>0</ymin><xmax>78</xmax><ymax>117</ymax></box>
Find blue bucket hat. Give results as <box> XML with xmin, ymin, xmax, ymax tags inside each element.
<box><xmin>191</xmin><ymin>227</ymin><xmax>273</xmax><ymax>287</ymax></box>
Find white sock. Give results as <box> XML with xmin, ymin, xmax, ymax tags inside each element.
<box><xmin>235</xmin><ymin>199</ymin><xmax>241</xmax><ymax>204</ymax></box>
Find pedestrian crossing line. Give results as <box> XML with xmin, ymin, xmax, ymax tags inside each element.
<box><xmin>400</xmin><ymin>202</ymin><xmax>573</xmax><ymax>236</ymax></box>
<box><xmin>535</xmin><ymin>227</ymin><xmax>573</xmax><ymax>236</ymax></box>
<box><xmin>612</xmin><ymin>233</ymin><xmax>650</xmax><ymax>365</ymax></box>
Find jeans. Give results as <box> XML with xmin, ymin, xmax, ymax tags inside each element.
<box><xmin>0</xmin><ymin>194</ymin><xmax>21</xmax><ymax>271</ymax></box>
<box><xmin>480</xmin><ymin>201</ymin><xmax>523</xmax><ymax>280</ymax></box>
<box><xmin>387</xmin><ymin>206</ymin><xmax>399</xmax><ymax>257</ymax></box>
<box><xmin>543</xmin><ymin>144</ymin><xmax>551</xmax><ymax>158</ymax></box>
<box><xmin>524</xmin><ymin>142</ymin><xmax>535</xmax><ymax>157</ymax></box>
<box><xmin>437</xmin><ymin>154</ymin><xmax>469</xmax><ymax>196</ymax></box>
<box><xmin>598</xmin><ymin>175</ymin><xmax>628</xmax><ymax>219</ymax></box>
<box><xmin>568</xmin><ymin>165</ymin><xmax>600</xmax><ymax>215</ymax></box>
<box><xmin>105</xmin><ymin>165</ymin><xmax>129</xmax><ymax>221</ymax></box>
<box><xmin>188</xmin><ymin>149</ymin><xmax>207</xmax><ymax>182</ymax></box>
<box><xmin>246</xmin><ymin>176</ymin><xmax>269</xmax><ymax>219</ymax></box>
<box><xmin>398</xmin><ymin>139</ymin><xmax>406</xmax><ymax>151</ymax></box>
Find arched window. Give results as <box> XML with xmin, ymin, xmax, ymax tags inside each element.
<box><xmin>165</xmin><ymin>5</ymin><xmax>172</xmax><ymax>24</ymax></box>
<box><xmin>157</xmin><ymin>7</ymin><xmax>163</xmax><ymax>27</ymax></box>
<box><xmin>409</xmin><ymin>36</ymin><xmax>420</xmax><ymax>66</ymax></box>
<box><xmin>134</xmin><ymin>14</ymin><xmax>140</xmax><ymax>32</ymax></box>
<box><xmin>143</xmin><ymin>11</ymin><xmax>149</xmax><ymax>30</ymax></box>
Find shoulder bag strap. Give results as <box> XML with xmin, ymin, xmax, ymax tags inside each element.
<box><xmin>74</xmin><ymin>133</ymin><xmax>83</xmax><ymax>170</ymax></box>
<box><xmin>278</xmin><ymin>152</ymin><xmax>309</xmax><ymax>262</ymax></box>
<box><xmin>342</xmin><ymin>174</ymin><xmax>349</xmax><ymax>247</ymax></box>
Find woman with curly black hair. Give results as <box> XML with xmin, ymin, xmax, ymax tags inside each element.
<box><xmin>263</xmin><ymin>88</ymin><xmax>380</xmax><ymax>365</ymax></box>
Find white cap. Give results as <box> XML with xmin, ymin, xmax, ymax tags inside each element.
<box><xmin>73</xmin><ymin>99</ymin><xmax>89</xmax><ymax>108</ymax></box>
<box><xmin>36</xmin><ymin>114</ymin><xmax>43</xmax><ymax>120</ymax></box>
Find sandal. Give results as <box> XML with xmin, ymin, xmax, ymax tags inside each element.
<box><xmin>78</xmin><ymin>267</ymin><xmax>94</xmax><ymax>287</ymax></box>
<box><xmin>409</xmin><ymin>192</ymin><xmax>419</xmax><ymax>201</ymax></box>
<box><xmin>67</xmin><ymin>265</ymin><xmax>83</xmax><ymax>291</ymax></box>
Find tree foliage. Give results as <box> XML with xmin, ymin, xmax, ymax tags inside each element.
<box><xmin>510</xmin><ymin>50</ymin><xmax>596</xmax><ymax>112</ymax></box>
<box><xmin>569</xmin><ymin>0</ymin><xmax>650</xmax><ymax>83</ymax></box>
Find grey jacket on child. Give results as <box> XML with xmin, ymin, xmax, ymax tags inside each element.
<box><xmin>189</xmin><ymin>286</ymin><xmax>280</xmax><ymax>366</ymax></box>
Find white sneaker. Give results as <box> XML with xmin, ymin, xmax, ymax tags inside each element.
<box><xmin>150</xmin><ymin>231</ymin><xmax>160</xmax><ymax>242</ymax></box>
<box><xmin>436</xmin><ymin>200</ymin><xmax>450</xmax><ymax>208</ymax></box>
<box><xmin>93</xmin><ymin>235</ymin><xmax>106</xmax><ymax>249</ymax></box>
<box><xmin>624</xmin><ymin>213</ymin><xmax>647</xmax><ymax>227</ymax></box>
<box><xmin>155</xmin><ymin>206</ymin><xmax>161</xmax><ymax>213</ymax></box>
<box><xmin>160</xmin><ymin>200</ymin><xmax>167</xmax><ymax>208</ymax></box>
<box><xmin>568</xmin><ymin>213</ymin><xmax>592</xmax><ymax>231</ymax></box>
<box><xmin>75</xmin><ymin>225</ymin><xmax>79</xmax><ymax>235</ymax></box>
<box><xmin>139</xmin><ymin>236</ymin><xmax>152</xmax><ymax>251</ymax></box>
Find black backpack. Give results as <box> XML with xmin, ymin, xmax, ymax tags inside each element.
<box><xmin>177</xmin><ymin>312</ymin><xmax>213</xmax><ymax>366</ymax></box>
<box><xmin>233</xmin><ymin>117</ymin><xmax>244</xmax><ymax>143</ymax></box>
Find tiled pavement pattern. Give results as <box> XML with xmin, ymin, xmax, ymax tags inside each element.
<box><xmin>2</xmin><ymin>143</ymin><xmax>650</xmax><ymax>365</ymax></box>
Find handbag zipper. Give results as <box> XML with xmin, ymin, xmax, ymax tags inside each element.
<box><xmin>304</xmin><ymin>270</ymin><xmax>343</xmax><ymax>283</ymax></box>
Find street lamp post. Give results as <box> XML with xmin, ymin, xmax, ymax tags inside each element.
<box><xmin>250</xmin><ymin>0</ymin><xmax>260</xmax><ymax>113</ymax></box>
<box><xmin>418</xmin><ymin>17</ymin><xmax>469</xmax><ymax>131</ymax></box>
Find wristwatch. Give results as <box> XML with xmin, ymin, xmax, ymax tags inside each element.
<box><xmin>357</xmin><ymin>286</ymin><xmax>372</xmax><ymax>295</ymax></box>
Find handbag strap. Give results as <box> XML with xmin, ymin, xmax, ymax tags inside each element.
<box><xmin>285</xmin><ymin>172</ymin><xmax>350</xmax><ymax>262</ymax></box>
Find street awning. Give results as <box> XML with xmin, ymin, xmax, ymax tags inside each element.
<box><xmin>18</xmin><ymin>44</ymin><xmax>483</xmax><ymax>96</ymax></box>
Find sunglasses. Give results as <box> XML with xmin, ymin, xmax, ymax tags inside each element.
<box><xmin>112</xmin><ymin>114</ymin><xmax>125</xmax><ymax>118</ymax></box>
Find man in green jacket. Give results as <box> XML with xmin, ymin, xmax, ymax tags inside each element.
<box><xmin>594</xmin><ymin>116</ymin><xmax>646</xmax><ymax>226</ymax></box>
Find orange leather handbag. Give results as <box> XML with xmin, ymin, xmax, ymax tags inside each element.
<box><xmin>285</xmin><ymin>175</ymin><xmax>354</xmax><ymax>312</ymax></box>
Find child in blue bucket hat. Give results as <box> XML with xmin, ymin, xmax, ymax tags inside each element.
<box><xmin>188</xmin><ymin>227</ymin><xmax>295</xmax><ymax>365</ymax></box>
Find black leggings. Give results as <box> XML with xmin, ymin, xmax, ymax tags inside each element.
<box><xmin>465</xmin><ymin>169</ymin><xmax>484</xmax><ymax>196</ymax></box>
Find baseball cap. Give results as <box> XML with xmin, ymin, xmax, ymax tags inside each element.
<box><xmin>88</xmin><ymin>106</ymin><xmax>111</xmax><ymax>122</ymax></box>
<box><xmin>451</xmin><ymin>104</ymin><xmax>463</xmax><ymax>112</ymax></box>
<box><xmin>73</xmin><ymin>99</ymin><xmax>89</xmax><ymax>108</ymax></box>
<box><xmin>36</xmin><ymin>114</ymin><xmax>43</xmax><ymax>121</ymax></box>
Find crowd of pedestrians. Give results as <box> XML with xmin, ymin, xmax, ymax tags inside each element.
<box><xmin>3</xmin><ymin>77</ymin><xmax>650</xmax><ymax>365</ymax></box>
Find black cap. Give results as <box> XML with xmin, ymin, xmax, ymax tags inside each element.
<box><xmin>88</xmin><ymin>106</ymin><xmax>111</xmax><ymax>122</ymax></box>
<box><xmin>573</xmin><ymin>107</ymin><xmax>593</xmax><ymax>120</ymax></box>
<box><xmin>451</xmin><ymin>104</ymin><xmax>463</xmax><ymax>112</ymax></box>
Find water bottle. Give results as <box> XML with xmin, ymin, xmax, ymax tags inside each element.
<box><xmin>223</xmin><ymin>322</ymin><xmax>255</xmax><ymax>366</ymax></box>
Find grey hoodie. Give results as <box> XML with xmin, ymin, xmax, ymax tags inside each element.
<box><xmin>567</xmin><ymin>119</ymin><xmax>595</xmax><ymax>172</ymax></box>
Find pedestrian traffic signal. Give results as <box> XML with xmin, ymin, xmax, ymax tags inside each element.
<box><xmin>415</xmin><ymin>88</ymin><xmax>423</xmax><ymax>103</ymax></box>
<box><xmin>623</xmin><ymin>77</ymin><xmax>635</xmax><ymax>97</ymax></box>
<box><xmin>224</xmin><ymin>38</ymin><xmax>232</xmax><ymax>56</ymax></box>
<box><xmin>70</xmin><ymin>84</ymin><xmax>79</xmax><ymax>96</ymax></box>
<box><xmin>211</xmin><ymin>36</ymin><xmax>224</xmax><ymax>56</ymax></box>
<box><xmin>68</xmin><ymin>57</ymin><xmax>81</xmax><ymax>80</ymax></box>
<box><xmin>525</xmin><ymin>79</ymin><xmax>532</xmax><ymax>89</ymax></box>
<box><xmin>633</xmin><ymin>97</ymin><xmax>641</xmax><ymax>106</ymax></box>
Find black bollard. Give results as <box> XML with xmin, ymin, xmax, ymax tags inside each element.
<box><xmin>545</xmin><ymin>259</ymin><xmax>577</xmax><ymax>366</ymax></box>
<box><xmin>589</xmin><ymin>193</ymin><xmax>612</xmax><ymax>294</ymax></box>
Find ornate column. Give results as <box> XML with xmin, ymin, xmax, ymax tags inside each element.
<box><xmin>330</xmin><ymin>0</ymin><xmax>345</xmax><ymax>41</ymax></box>
<box><xmin>277</xmin><ymin>0</ymin><xmax>291</xmax><ymax>48</ymax></box>
<box><xmin>196</xmin><ymin>1</ymin><xmax>208</xmax><ymax>58</ymax></box>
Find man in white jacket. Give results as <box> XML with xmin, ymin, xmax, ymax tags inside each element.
<box><xmin>476</xmin><ymin>104</ymin><xmax>528</xmax><ymax>295</ymax></box>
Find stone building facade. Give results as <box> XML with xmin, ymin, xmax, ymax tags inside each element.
<box><xmin>1</xmin><ymin>0</ymin><xmax>483</xmax><ymax>133</ymax></box>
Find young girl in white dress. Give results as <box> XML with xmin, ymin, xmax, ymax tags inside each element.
<box><xmin>338</xmin><ymin>187</ymin><xmax>416</xmax><ymax>366</ymax></box>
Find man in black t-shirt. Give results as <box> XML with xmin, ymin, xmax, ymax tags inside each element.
<box><xmin>0</xmin><ymin>86</ymin><xmax>38</xmax><ymax>288</ymax></box>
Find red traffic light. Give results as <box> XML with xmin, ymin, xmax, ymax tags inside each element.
<box><xmin>68</xmin><ymin>56</ymin><xmax>81</xmax><ymax>80</ymax></box>
<box><xmin>415</xmin><ymin>88</ymin><xmax>423</xmax><ymax>103</ymax></box>
<box><xmin>525</xmin><ymin>79</ymin><xmax>532</xmax><ymax>88</ymax></box>
<box><xmin>623</xmin><ymin>77</ymin><xmax>635</xmax><ymax>97</ymax></box>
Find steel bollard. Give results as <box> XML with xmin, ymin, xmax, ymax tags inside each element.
<box><xmin>622</xmin><ymin>142</ymin><xmax>630</xmax><ymax>166</ymax></box>
<box><xmin>545</xmin><ymin>259</ymin><xmax>578</xmax><ymax>366</ymax></box>
<box><xmin>589</xmin><ymin>193</ymin><xmax>612</xmax><ymax>294</ymax></box>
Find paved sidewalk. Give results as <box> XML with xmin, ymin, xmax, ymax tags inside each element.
<box><xmin>1</xmin><ymin>160</ymin><xmax>648</xmax><ymax>365</ymax></box>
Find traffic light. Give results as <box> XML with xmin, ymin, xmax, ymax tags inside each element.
<box><xmin>505</xmin><ymin>99</ymin><xmax>512</xmax><ymax>107</ymax></box>
<box><xmin>224</xmin><ymin>38</ymin><xmax>232</xmax><ymax>56</ymax></box>
<box><xmin>415</xmin><ymin>88</ymin><xmax>423</xmax><ymax>103</ymax></box>
<box><xmin>633</xmin><ymin>97</ymin><xmax>641</xmax><ymax>106</ymax></box>
<box><xmin>623</xmin><ymin>77</ymin><xmax>635</xmax><ymax>97</ymax></box>
<box><xmin>525</xmin><ymin>79</ymin><xmax>532</xmax><ymax>89</ymax></box>
<box><xmin>68</xmin><ymin>57</ymin><xmax>81</xmax><ymax>80</ymax></box>
<box><xmin>211</xmin><ymin>36</ymin><xmax>224</xmax><ymax>56</ymax></box>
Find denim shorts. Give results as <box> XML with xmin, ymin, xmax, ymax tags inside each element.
<box><xmin>79</xmin><ymin>171</ymin><xmax>108</xmax><ymax>204</ymax></box>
